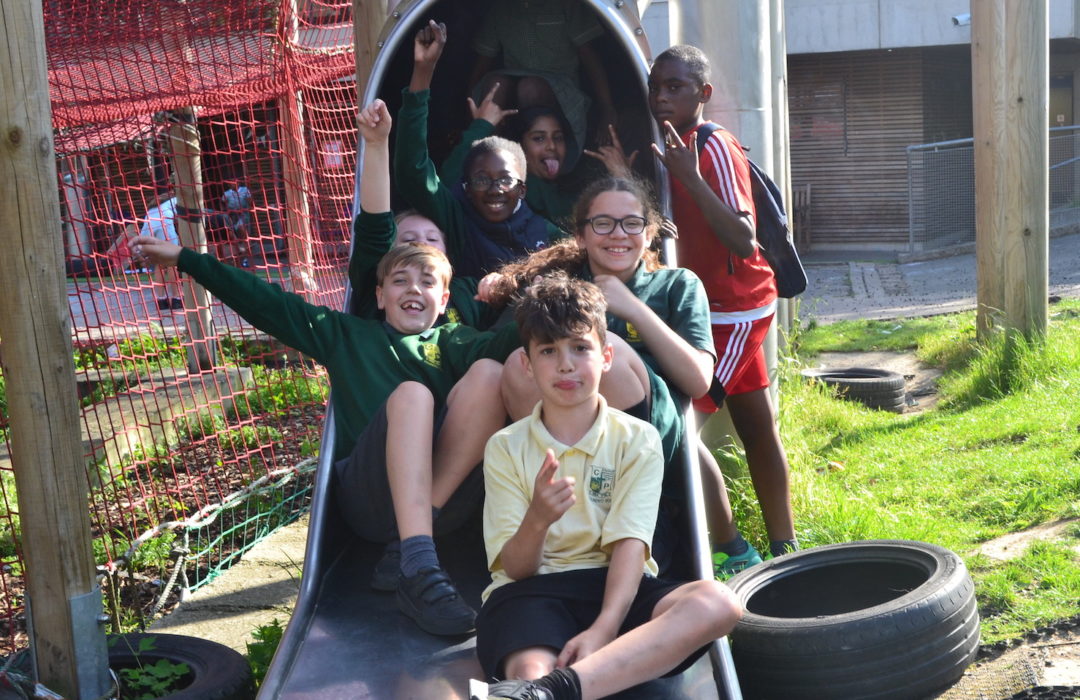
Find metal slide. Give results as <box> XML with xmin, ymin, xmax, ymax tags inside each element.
<box><xmin>258</xmin><ymin>2</ymin><xmax>741</xmax><ymax>697</ymax></box>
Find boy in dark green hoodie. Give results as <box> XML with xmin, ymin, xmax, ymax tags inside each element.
<box><xmin>129</xmin><ymin>232</ymin><xmax>518</xmax><ymax>639</ymax></box>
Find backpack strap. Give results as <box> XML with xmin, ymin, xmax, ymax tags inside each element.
<box><xmin>694</xmin><ymin>121</ymin><xmax>721</xmax><ymax>155</ymax></box>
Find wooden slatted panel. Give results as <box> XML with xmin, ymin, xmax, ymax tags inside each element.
<box><xmin>789</xmin><ymin>50</ymin><xmax>924</xmax><ymax>248</ymax></box>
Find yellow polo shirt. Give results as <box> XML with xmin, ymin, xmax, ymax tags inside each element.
<box><xmin>482</xmin><ymin>397</ymin><xmax>664</xmax><ymax>600</ymax></box>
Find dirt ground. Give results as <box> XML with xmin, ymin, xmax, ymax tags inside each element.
<box><xmin>807</xmin><ymin>350</ymin><xmax>1080</xmax><ymax>697</ymax></box>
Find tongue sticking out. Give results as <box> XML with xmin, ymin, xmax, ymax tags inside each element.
<box><xmin>542</xmin><ymin>158</ymin><xmax>560</xmax><ymax>178</ymax></box>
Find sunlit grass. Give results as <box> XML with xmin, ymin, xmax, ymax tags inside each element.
<box><xmin>719</xmin><ymin>298</ymin><xmax>1080</xmax><ymax>643</ymax></box>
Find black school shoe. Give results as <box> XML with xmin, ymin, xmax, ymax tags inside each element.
<box><xmin>485</xmin><ymin>681</ymin><xmax>554</xmax><ymax>700</ymax></box>
<box><xmin>370</xmin><ymin>547</ymin><xmax>400</xmax><ymax>591</ymax></box>
<box><xmin>396</xmin><ymin>566</ymin><xmax>476</xmax><ymax>636</ymax></box>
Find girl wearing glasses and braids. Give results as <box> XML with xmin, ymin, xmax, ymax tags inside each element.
<box><xmin>395</xmin><ymin>21</ymin><xmax>562</xmax><ymax>279</ymax></box>
<box><xmin>480</xmin><ymin>177</ymin><xmax>714</xmax><ymax>511</ymax></box>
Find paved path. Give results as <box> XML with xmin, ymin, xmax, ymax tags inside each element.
<box><xmin>801</xmin><ymin>233</ymin><xmax>1080</xmax><ymax>324</ymax></box>
<box><xmin>145</xmin><ymin>235</ymin><xmax>1080</xmax><ymax>654</ymax></box>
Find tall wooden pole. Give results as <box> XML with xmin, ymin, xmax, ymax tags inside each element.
<box><xmin>168</xmin><ymin>108</ymin><xmax>217</xmax><ymax>371</ymax></box>
<box><xmin>353</xmin><ymin>0</ymin><xmax>389</xmax><ymax>104</ymax></box>
<box><xmin>280</xmin><ymin>0</ymin><xmax>318</xmax><ymax>296</ymax></box>
<box><xmin>0</xmin><ymin>1</ymin><xmax>110</xmax><ymax>697</ymax></box>
<box><xmin>972</xmin><ymin>0</ymin><xmax>1049</xmax><ymax>340</ymax></box>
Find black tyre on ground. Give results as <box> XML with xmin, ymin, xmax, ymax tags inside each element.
<box><xmin>726</xmin><ymin>540</ymin><xmax>980</xmax><ymax>700</ymax></box>
<box><xmin>802</xmin><ymin>367</ymin><xmax>907</xmax><ymax>412</ymax></box>
<box><xmin>108</xmin><ymin>633</ymin><xmax>253</xmax><ymax>700</ymax></box>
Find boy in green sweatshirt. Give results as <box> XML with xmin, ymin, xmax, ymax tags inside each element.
<box><xmin>129</xmin><ymin>234</ymin><xmax>518</xmax><ymax>638</ymax></box>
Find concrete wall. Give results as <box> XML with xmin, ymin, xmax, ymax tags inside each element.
<box><xmin>785</xmin><ymin>0</ymin><xmax>1079</xmax><ymax>54</ymax></box>
<box><xmin>639</xmin><ymin>0</ymin><xmax>671</xmax><ymax>54</ymax></box>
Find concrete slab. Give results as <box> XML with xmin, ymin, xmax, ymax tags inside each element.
<box><xmin>148</xmin><ymin>514</ymin><xmax>307</xmax><ymax>654</ymax></box>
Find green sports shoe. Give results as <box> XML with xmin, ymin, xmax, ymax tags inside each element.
<box><xmin>713</xmin><ymin>544</ymin><xmax>763</xmax><ymax>579</ymax></box>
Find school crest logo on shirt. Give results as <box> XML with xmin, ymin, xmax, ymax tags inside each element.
<box><xmin>421</xmin><ymin>343</ymin><xmax>442</xmax><ymax>368</ymax></box>
<box><xmin>624</xmin><ymin>322</ymin><xmax>641</xmax><ymax>343</ymax></box>
<box><xmin>445</xmin><ymin>307</ymin><xmax>462</xmax><ymax>324</ymax></box>
<box><xmin>587</xmin><ymin>465</ymin><xmax>615</xmax><ymax>506</ymax></box>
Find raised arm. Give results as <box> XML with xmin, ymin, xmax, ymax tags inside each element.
<box><xmin>349</xmin><ymin>99</ymin><xmax>398</xmax><ymax>316</ymax></box>
<box><xmin>395</xmin><ymin>21</ymin><xmax>468</xmax><ymax>262</ymax></box>
<box><xmin>409</xmin><ymin>19</ymin><xmax>446</xmax><ymax>93</ymax></box>
<box><xmin>357</xmin><ymin>99</ymin><xmax>392</xmax><ymax>214</ymax></box>
<box><xmin>653</xmin><ymin>121</ymin><xmax>755</xmax><ymax>259</ymax></box>
<box><xmin>439</xmin><ymin>83</ymin><xmax>517</xmax><ymax>184</ymax></box>
<box><xmin>130</xmin><ymin>235</ymin><xmax>349</xmax><ymax>363</ymax></box>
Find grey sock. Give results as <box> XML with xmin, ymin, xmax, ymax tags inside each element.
<box><xmin>399</xmin><ymin>535</ymin><xmax>439</xmax><ymax>578</ymax></box>
<box><xmin>769</xmin><ymin>539</ymin><xmax>799</xmax><ymax>558</ymax></box>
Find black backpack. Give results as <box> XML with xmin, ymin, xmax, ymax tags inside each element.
<box><xmin>695</xmin><ymin>122</ymin><xmax>807</xmax><ymax>298</ymax></box>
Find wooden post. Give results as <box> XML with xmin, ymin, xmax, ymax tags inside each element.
<box><xmin>279</xmin><ymin>91</ymin><xmax>319</xmax><ymax>295</ymax></box>
<box><xmin>168</xmin><ymin>107</ymin><xmax>217</xmax><ymax>371</ymax></box>
<box><xmin>972</xmin><ymin>0</ymin><xmax>1049</xmax><ymax>340</ymax></box>
<box><xmin>0</xmin><ymin>1</ymin><xmax>110</xmax><ymax>697</ymax></box>
<box><xmin>353</xmin><ymin>0</ymin><xmax>389</xmax><ymax>104</ymax></box>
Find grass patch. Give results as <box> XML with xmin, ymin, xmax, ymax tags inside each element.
<box><xmin>724</xmin><ymin>298</ymin><xmax>1080</xmax><ymax>644</ymax></box>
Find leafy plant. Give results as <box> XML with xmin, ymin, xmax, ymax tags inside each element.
<box><xmin>220</xmin><ymin>425</ymin><xmax>283</xmax><ymax>451</ymax></box>
<box><xmin>245</xmin><ymin>618</ymin><xmax>284</xmax><ymax>688</ymax></box>
<box><xmin>109</xmin><ymin>636</ymin><xmax>192</xmax><ymax>700</ymax></box>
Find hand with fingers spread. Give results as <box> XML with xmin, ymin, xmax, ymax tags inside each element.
<box><xmin>651</xmin><ymin>120</ymin><xmax>702</xmax><ymax>187</ymax></box>
<box><xmin>467</xmin><ymin>82</ymin><xmax>518</xmax><ymax>128</ymax></box>
<box><xmin>584</xmin><ymin>124</ymin><xmax>638</xmax><ymax>179</ymax></box>
<box><xmin>527</xmin><ymin>449</ymin><xmax>576</xmax><ymax>527</ymax></box>
<box><xmin>357</xmin><ymin>99</ymin><xmax>392</xmax><ymax>145</ymax></box>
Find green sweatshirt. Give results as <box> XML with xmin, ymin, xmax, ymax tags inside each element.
<box><xmin>348</xmin><ymin>210</ymin><xmax>501</xmax><ymax>328</ymax></box>
<box><xmin>177</xmin><ymin>249</ymin><xmax>520</xmax><ymax>460</ymax></box>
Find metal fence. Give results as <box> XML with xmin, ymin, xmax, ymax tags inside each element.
<box><xmin>906</xmin><ymin>125</ymin><xmax>1080</xmax><ymax>252</ymax></box>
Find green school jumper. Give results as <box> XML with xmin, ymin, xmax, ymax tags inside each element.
<box><xmin>349</xmin><ymin>210</ymin><xmax>501</xmax><ymax>328</ymax></box>
<box><xmin>177</xmin><ymin>249</ymin><xmax>520</xmax><ymax>461</ymax></box>
<box><xmin>581</xmin><ymin>261</ymin><xmax>713</xmax><ymax>483</ymax></box>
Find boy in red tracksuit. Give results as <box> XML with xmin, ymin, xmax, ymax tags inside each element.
<box><xmin>648</xmin><ymin>44</ymin><xmax>798</xmax><ymax>576</ymax></box>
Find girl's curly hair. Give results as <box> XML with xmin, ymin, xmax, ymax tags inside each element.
<box><xmin>485</xmin><ymin>176</ymin><xmax>665</xmax><ymax>308</ymax></box>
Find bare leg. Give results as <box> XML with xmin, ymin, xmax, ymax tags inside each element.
<box><xmin>385</xmin><ymin>381</ymin><xmax>436</xmax><ymax>541</ymax></box>
<box><xmin>727</xmin><ymin>388</ymin><xmax>795</xmax><ymax>542</ymax></box>
<box><xmin>693</xmin><ymin>417</ymin><xmax>739</xmax><ymax>549</ymax></box>
<box><xmin>431</xmin><ymin>359</ymin><xmax>506</xmax><ymax>508</ymax></box>
<box><xmin>497</xmin><ymin>581</ymin><xmax>736</xmax><ymax>699</ymax></box>
<box><xmin>572</xmin><ymin>581</ymin><xmax>739</xmax><ymax>699</ymax></box>
<box><xmin>502</xmin><ymin>348</ymin><xmax>542</xmax><ymax>421</ymax></box>
<box><xmin>598</xmin><ymin>335</ymin><xmax>650</xmax><ymax>412</ymax></box>
<box><xmin>503</xmin><ymin>647</ymin><xmax>559</xmax><ymax>681</ymax></box>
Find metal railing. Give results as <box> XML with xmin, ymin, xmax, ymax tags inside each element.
<box><xmin>906</xmin><ymin>125</ymin><xmax>1080</xmax><ymax>252</ymax></box>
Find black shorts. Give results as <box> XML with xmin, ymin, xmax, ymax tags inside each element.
<box><xmin>331</xmin><ymin>402</ymin><xmax>484</xmax><ymax>543</ymax></box>
<box><xmin>475</xmin><ymin>568</ymin><xmax>708</xmax><ymax>679</ymax></box>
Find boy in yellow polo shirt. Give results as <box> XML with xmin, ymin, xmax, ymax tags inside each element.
<box><xmin>478</xmin><ymin>275</ymin><xmax>742</xmax><ymax>700</ymax></box>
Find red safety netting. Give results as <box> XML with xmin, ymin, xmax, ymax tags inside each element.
<box><xmin>0</xmin><ymin>0</ymin><xmax>361</xmax><ymax>651</ymax></box>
